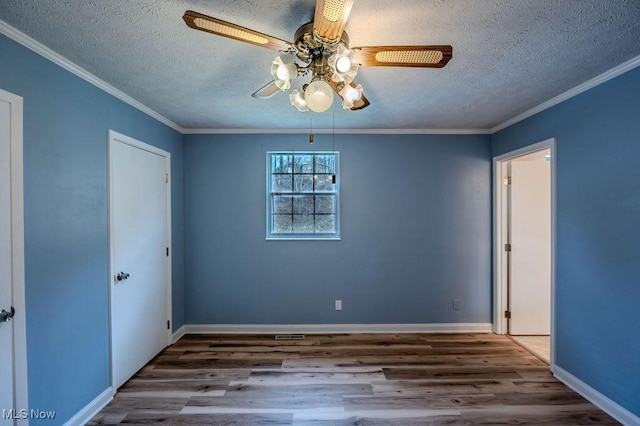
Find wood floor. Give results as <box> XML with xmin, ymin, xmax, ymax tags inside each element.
<box><xmin>88</xmin><ymin>333</ymin><xmax>618</xmax><ymax>425</ymax></box>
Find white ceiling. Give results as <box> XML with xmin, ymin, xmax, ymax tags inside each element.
<box><xmin>1</xmin><ymin>0</ymin><xmax>639</xmax><ymax>131</ymax></box>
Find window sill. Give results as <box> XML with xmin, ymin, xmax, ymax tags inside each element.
<box><xmin>266</xmin><ymin>236</ymin><xmax>341</xmax><ymax>241</ymax></box>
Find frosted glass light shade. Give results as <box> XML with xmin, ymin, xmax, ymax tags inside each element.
<box><xmin>339</xmin><ymin>83</ymin><xmax>363</xmax><ymax>109</ymax></box>
<box><xmin>328</xmin><ymin>45</ymin><xmax>359</xmax><ymax>84</ymax></box>
<box><xmin>289</xmin><ymin>89</ymin><xmax>309</xmax><ymax>112</ymax></box>
<box><xmin>304</xmin><ymin>80</ymin><xmax>334</xmax><ymax>112</ymax></box>
<box><xmin>271</xmin><ymin>56</ymin><xmax>298</xmax><ymax>90</ymax></box>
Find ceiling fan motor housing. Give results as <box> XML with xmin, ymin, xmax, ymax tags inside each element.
<box><xmin>293</xmin><ymin>22</ymin><xmax>351</xmax><ymax>82</ymax></box>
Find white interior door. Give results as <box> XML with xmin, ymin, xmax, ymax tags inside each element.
<box><xmin>0</xmin><ymin>99</ymin><xmax>15</xmax><ymax>424</ymax></box>
<box><xmin>109</xmin><ymin>132</ymin><xmax>170</xmax><ymax>390</ymax></box>
<box><xmin>0</xmin><ymin>89</ymin><xmax>26</xmax><ymax>426</ymax></box>
<box><xmin>510</xmin><ymin>160</ymin><xmax>551</xmax><ymax>335</ymax></box>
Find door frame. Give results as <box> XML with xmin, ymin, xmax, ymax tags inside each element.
<box><xmin>493</xmin><ymin>138</ymin><xmax>556</xmax><ymax>366</ymax></box>
<box><xmin>107</xmin><ymin>130</ymin><xmax>172</xmax><ymax>389</ymax></box>
<box><xmin>0</xmin><ymin>88</ymin><xmax>28</xmax><ymax>423</ymax></box>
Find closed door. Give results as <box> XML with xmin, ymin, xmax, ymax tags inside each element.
<box><xmin>509</xmin><ymin>160</ymin><xmax>551</xmax><ymax>335</ymax></box>
<box><xmin>0</xmin><ymin>99</ymin><xmax>15</xmax><ymax>424</ymax></box>
<box><xmin>109</xmin><ymin>133</ymin><xmax>170</xmax><ymax>390</ymax></box>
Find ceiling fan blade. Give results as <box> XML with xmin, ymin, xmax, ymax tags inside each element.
<box><xmin>183</xmin><ymin>10</ymin><xmax>293</xmax><ymax>52</ymax></box>
<box><xmin>251</xmin><ymin>81</ymin><xmax>280</xmax><ymax>99</ymax></box>
<box><xmin>353</xmin><ymin>45</ymin><xmax>452</xmax><ymax>68</ymax></box>
<box><xmin>313</xmin><ymin>0</ymin><xmax>355</xmax><ymax>42</ymax></box>
<box><xmin>330</xmin><ymin>81</ymin><xmax>370</xmax><ymax>111</ymax></box>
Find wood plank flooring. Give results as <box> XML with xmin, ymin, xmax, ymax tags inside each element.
<box><xmin>88</xmin><ymin>333</ymin><xmax>618</xmax><ymax>425</ymax></box>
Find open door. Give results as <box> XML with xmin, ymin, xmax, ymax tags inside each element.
<box><xmin>494</xmin><ymin>140</ymin><xmax>555</xmax><ymax>366</ymax></box>
<box><xmin>509</xmin><ymin>158</ymin><xmax>551</xmax><ymax>335</ymax></box>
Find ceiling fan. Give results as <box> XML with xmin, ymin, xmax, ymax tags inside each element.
<box><xmin>183</xmin><ymin>0</ymin><xmax>452</xmax><ymax>113</ymax></box>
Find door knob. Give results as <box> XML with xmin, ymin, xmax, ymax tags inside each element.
<box><xmin>115</xmin><ymin>272</ymin><xmax>130</xmax><ymax>282</ymax></box>
<box><xmin>0</xmin><ymin>307</ymin><xmax>15</xmax><ymax>323</ymax></box>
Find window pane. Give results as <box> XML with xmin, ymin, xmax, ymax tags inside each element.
<box><xmin>314</xmin><ymin>174</ymin><xmax>334</xmax><ymax>192</ymax></box>
<box><xmin>294</xmin><ymin>155</ymin><xmax>314</xmax><ymax>173</ymax></box>
<box><xmin>315</xmin><ymin>214</ymin><xmax>336</xmax><ymax>233</ymax></box>
<box><xmin>294</xmin><ymin>174</ymin><xmax>314</xmax><ymax>192</ymax></box>
<box><xmin>293</xmin><ymin>215</ymin><xmax>314</xmax><ymax>233</ymax></box>
<box><xmin>272</xmin><ymin>175</ymin><xmax>292</xmax><ymax>192</ymax></box>
<box><xmin>268</xmin><ymin>152</ymin><xmax>339</xmax><ymax>239</ymax></box>
<box><xmin>315</xmin><ymin>155</ymin><xmax>335</xmax><ymax>173</ymax></box>
<box><xmin>273</xmin><ymin>215</ymin><xmax>292</xmax><ymax>233</ymax></box>
<box><xmin>272</xmin><ymin>154</ymin><xmax>293</xmax><ymax>173</ymax></box>
<box><xmin>315</xmin><ymin>195</ymin><xmax>335</xmax><ymax>214</ymax></box>
<box><xmin>293</xmin><ymin>195</ymin><xmax>314</xmax><ymax>215</ymax></box>
<box><xmin>273</xmin><ymin>196</ymin><xmax>292</xmax><ymax>214</ymax></box>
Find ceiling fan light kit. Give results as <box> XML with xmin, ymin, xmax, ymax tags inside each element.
<box><xmin>183</xmin><ymin>0</ymin><xmax>452</xmax><ymax>114</ymax></box>
<box><xmin>339</xmin><ymin>83</ymin><xmax>363</xmax><ymax>109</ymax></box>
<box><xmin>328</xmin><ymin>44</ymin><xmax>359</xmax><ymax>84</ymax></box>
<box><xmin>270</xmin><ymin>57</ymin><xmax>298</xmax><ymax>90</ymax></box>
<box><xmin>289</xmin><ymin>89</ymin><xmax>309</xmax><ymax>112</ymax></box>
<box><xmin>305</xmin><ymin>79</ymin><xmax>335</xmax><ymax>112</ymax></box>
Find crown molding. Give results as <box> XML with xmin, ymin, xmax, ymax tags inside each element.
<box><xmin>183</xmin><ymin>128</ymin><xmax>492</xmax><ymax>135</ymax></box>
<box><xmin>491</xmin><ymin>54</ymin><xmax>640</xmax><ymax>133</ymax></box>
<box><xmin>0</xmin><ymin>19</ymin><xmax>184</xmax><ymax>133</ymax></box>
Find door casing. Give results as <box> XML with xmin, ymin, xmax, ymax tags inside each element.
<box><xmin>0</xmin><ymin>88</ymin><xmax>28</xmax><ymax>425</ymax></box>
<box><xmin>107</xmin><ymin>130</ymin><xmax>172</xmax><ymax>390</ymax></box>
<box><xmin>493</xmin><ymin>138</ymin><xmax>556</xmax><ymax>367</ymax></box>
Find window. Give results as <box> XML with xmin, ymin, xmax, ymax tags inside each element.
<box><xmin>267</xmin><ymin>152</ymin><xmax>340</xmax><ymax>240</ymax></box>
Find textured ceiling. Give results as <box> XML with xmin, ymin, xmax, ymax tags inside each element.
<box><xmin>1</xmin><ymin>0</ymin><xmax>639</xmax><ymax>131</ymax></box>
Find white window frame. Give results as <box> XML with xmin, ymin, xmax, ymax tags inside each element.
<box><xmin>266</xmin><ymin>151</ymin><xmax>340</xmax><ymax>240</ymax></box>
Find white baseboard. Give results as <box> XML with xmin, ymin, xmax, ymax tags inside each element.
<box><xmin>183</xmin><ymin>323</ymin><xmax>493</xmax><ymax>335</ymax></box>
<box><xmin>63</xmin><ymin>387</ymin><xmax>113</xmax><ymax>426</ymax></box>
<box><xmin>172</xmin><ymin>324</ymin><xmax>186</xmax><ymax>343</ymax></box>
<box><xmin>552</xmin><ymin>365</ymin><xmax>639</xmax><ymax>426</ymax></box>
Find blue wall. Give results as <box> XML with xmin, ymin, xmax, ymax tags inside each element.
<box><xmin>493</xmin><ymin>66</ymin><xmax>640</xmax><ymax>417</ymax></box>
<box><xmin>0</xmin><ymin>34</ymin><xmax>185</xmax><ymax>424</ymax></box>
<box><xmin>184</xmin><ymin>133</ymin><xmax>492</xmax><ymax>325</ymax></box>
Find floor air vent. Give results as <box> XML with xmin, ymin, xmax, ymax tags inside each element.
<box><xmin>275</xmin><ymin>334</ymin><xmax>305</xmax><ymax>340</ymax></box>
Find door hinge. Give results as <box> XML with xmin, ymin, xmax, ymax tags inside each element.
<box><xmin>504</xmin><ymin>310</ymin><xmax>511</xmax><ymax>319</ymax></box>
<box><xmin>167</xmin><ymin>320</ymin><xmax>170</xmax><ymax>330</ymax></box>
<box><xmin>504</xmin><ymin>243</ymin><xmax>512</xmax><ymax>252</ymax></box>
<box><xmin>165</xmin><ymin>173</ymin><xmax>169</xmax><ymax>184</ymax></box>
<box><xmin>503</xmin><ymin>176</ymin><xmax>512</xmax><ymax>185</ymax></box>
<box><xmin>166</xmin><ymin>247</ymin><xmax>169</xmax><ymax>256</ymax></box>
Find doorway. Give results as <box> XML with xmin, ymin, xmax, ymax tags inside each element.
<box><xmin>0</xmin><ymin>88</ymin><xmax>28</xmax><ymax>425</ymax></box>
<box><xmin>494</xmin><ymin>138</ymin><xmax>555</xmax><ymax>365</ymax></box>
<box><xmin>108</xmin><ymin>131</ymin><xmax>172</xmax><ymax>390</ymax></box>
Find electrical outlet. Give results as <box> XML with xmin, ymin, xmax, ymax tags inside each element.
<box><xmin>453</xmin><ymin>299</ymin><xmax>460</xmax><ymax>310</ymax></box>
<box><xmin>335</xmin><ymin>300</ymin><xmax>342</xmax><ymax>311</ymax></box>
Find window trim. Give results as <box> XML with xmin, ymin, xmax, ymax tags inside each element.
<box><xmin>266</xmin><ymin>151</ymin><xmax>340</xmax><ymax>241</ymax></box>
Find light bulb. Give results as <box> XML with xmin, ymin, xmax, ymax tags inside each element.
<box><xmin>276</xmin><ymin>65</ymin><xmax>289</xmax><ymax>80</ymax></box>
<box><xmin>344</xmin><ymin>86</ymin><xmax>361</xmax><ymax>102</ymax></box>
<box><xmin>336</xmin><ymin>56</ymin><xmax>351</xmax><ymax>73</ymax></box>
